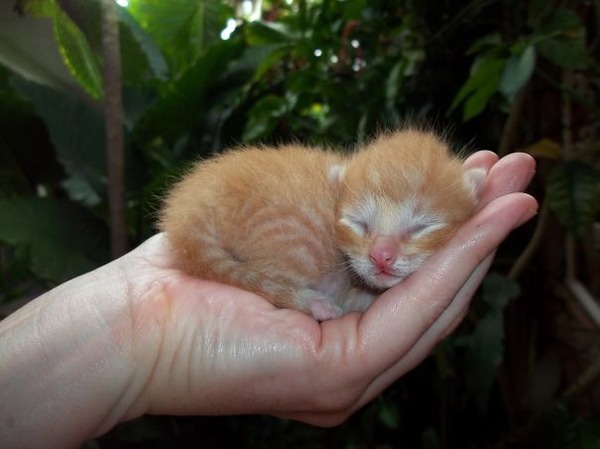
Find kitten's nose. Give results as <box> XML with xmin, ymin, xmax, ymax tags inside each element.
<box><xmin>369</xmin><ymin>236</ymin><xmax>398</xmax><ymax>270</ymax></box>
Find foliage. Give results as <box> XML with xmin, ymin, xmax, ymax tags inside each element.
<box><xmin>0</xmin><ymin>197</ymin><xmax>108</xmax><ymax>282</ymax></box>
<box><xmin>1</xmin><ymin>0</ymin><xmax>600</xmax><ymax>447</ymax></box>
<box><xmin>547</xmin><ymin>161</ymin><xmax>600</xmax><ymax>238</ymax></box>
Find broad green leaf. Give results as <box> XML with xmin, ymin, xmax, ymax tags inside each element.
<box><xmin>128</xmin><ymin>0</ymin><xmax>232</xmax><ymax>74</ymax></box>
<box><xmin>342</xmin><ymin>0</ymin><xmax>368</xmax><ymax>20</ymax></box>
<box><xmin>118</xmin><ymin>7</ymin><xmax>169</xmax><ymax>83</ymax></box>
<box><xmin>537</xmin><ymin>7</ymin><xmax>584</xmax><ymax>36</ymax></box>
<box><xmin>547</xmin><ymin>161</ymin><xmax>600</xmax><ymax>238</ymax></box>
<box><xmin>0</xmin><ymin>197</ymin><xmax>108</xmax><ymax>283</ymax></box>
<box><xmin>243</xmin><ymin>95</ymin><xmax>286</xmax><ymax>142</ymax></box>
<box><xmin>482</xmin><ymin>272</ymin><xmax>520</xmax><ymax>311</ymax></box>
<box><xmin>21</xmin><ymin>0</ymin><xmax>54</xmax><ymax>16</ymax></box>
<box><xmin>535</xmin><ymin>7</ymin><xmax>587</xmax><ymax>69</ymax></box>
<box><xmin>0</xmin><ymin>69</ymin><xmax>62</xmax><ymax>196</ymax></box>
<box><xmin>537</xmin><ymin>38</ymin><xmax>587</xmax><ymax>69</ymax></box>
<box><xmin>528</xmin><ymin>0</ymin><xmax>554</xmax><ymax>27</ymax></box>
<box><xmin>467</xmin><ymin>32</ymin><xmax>502</xmax><ymax>55</ymax></box>
<box><xmin>376</xmin><ymin>396</ymin><xmax>400</xmax><ymax>429</ymax></box>
<box><xmin>123</xmin><ymin>14</ymin><xmax>168</xmax><ymax>82</ymax></box>
<box><xmin>532</xmin><ymin>407</ymin><xmax>600</xmax><ymax>449</ymax></box>
<box><xmin>499</xmin><ymin>45</ymin><xmax>536</xmax><ymax>100</ymax></box>
<box><xmin>462</xmin><ymin>71</ymin><xmax>501</xmax><ymax>121</ymax></box>
<box><xmin>450</xmin><ymin>56</ymin><xmax>505</xmax><ymax>121</ymax></box>
<box><xmin>225</xmin><ymin>44</ymin><xmax>286</xmax><ymax>83</ymax></box>
<box><xmin>12</xmin><ymin>77</ymin><xmax>107</xmax><ymax>204</ymax></box>
<box><xmin>23</xmin><ymin>0</ymin><xmax>103</xmax><ymax>99</ymax></box>
<box><xmin>463</xmin><ymin>273</ymin><xmax>519</xmax><ymax>411</ymax></box>
<box><xmin>61</xmin><ymin>175</ymin><xmax>102</xmax><ymax>207</ymax></box>
<box><xmin>133</xmin><ymin>42</ymin><xmax>279</xmax><ymax>149</ymax></box>
<box><xmin>133</xmin><ymin>41</ymin><xmax>245</xmax><ymax>146</ymax></box>
<box><xmin>465</xmin><ymin>311</ymin><xmax>504</xmax><ymax>411</ymax></box>
<box><xmin>51</xmin><ymin>4</ymin><xmax>103</xmax><ymax>99</ymax></box>
<box><xmin>244</xmin><ymin>21</ymin><xmax>298</xmax><ymax>46</ymax></box>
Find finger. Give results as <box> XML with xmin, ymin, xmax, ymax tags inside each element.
<box><xmin>463</xmin><ymin>150</ymin><xmax>498</xmax><ymax>171</ymax></box>
<box><xmin>356</xmin><ymin>252</ymin><xmax>496</xmax><ymax>407</ymax></box>
<box><xmin>355</xmin><ymin>192</ymin><xmax>537</xmax><ymax>376</ymax></box>
<box><xmin>478</xmin><ymin>152</ymin><xmax>536</xmax><ymax>208</ymax></box>
<box><xmin>283</xmin><ymin>251</ymin><xmax>492</xmax><ymax>425</ymax></box>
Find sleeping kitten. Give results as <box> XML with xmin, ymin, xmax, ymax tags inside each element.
<box><xmin>159</xmin><ymin>129</ymin><xmax>486</xmax><ymax>320</ymax></box>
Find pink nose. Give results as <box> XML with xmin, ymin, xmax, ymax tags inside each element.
<box><xmin>369</xmin><ymin>236</ymin><xmax>398</xmax><ymax>270</ymax></box>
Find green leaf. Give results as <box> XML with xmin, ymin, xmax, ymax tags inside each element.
<box><xmin>52</xmin><ymin>6</ymin><xmax>103</xmax><ymax>100</ymax></box>
<box><xmin>226</xmin><ymin>44</ymin><xmax>286</xmax><ymax>83</ymax></box>
<box><xmin>244</xmin><ymin>21</ymin><xmax>298</xmax><ymax>46</ymax></box>
<box><xmin>0</xmin><ymin>197</ymin><xmax>108</xmax><ymax>283</ymax></box>
<box><xmin>243</xmin><ymin>95</ymin><xmax>286</xmax><ymax>142</ymax></box>
<box><xmin>11</xmin><ymin>77</ymin><xmax>107</xmax><ymax>203</ymax></box>
<box><xmin>465</xmin><ymin>311</ymin><xmax>504</xmax><ymax>411</ymax></box>
<box><xmin>118</xmin><ymin>7</ymin><xmax>169</xmax><ymax>83</ymax></box>
<box><xmin>533</xmin><ymin>407</ymin><xmax>600</xmax><ymax>449</ymax></box>
<box><xmin>463</xmin><ymin>273</ymin><xmax>518</xmax><ymax>411</ymax></box>
<box><xmin>467</xmin><ymin>32</ymin><xmax>502</xmax><ymax>55</ymax></box>
<box><xmin>462</xmin><ymin>71</ymin><xmax>501</xmax><ymax>121</ymax></box>
<box><xmin>547</xmin><ymin>161</ymin><xmax>600</xmax><ymax>238</ymax></box>
<box><xmin>537</xmin><ymin>38</ymin><xmax>587</xmax><ymax>69</ymax></box>
<box><xmin>132</xmin><ymin>40</ymin><xmax>246</xmax><ymax>146</ymax></box>
<box><xmin>537</xmin><ymin>7</ymin><xmax>584</xmax><ymax>36</ymax></box>
<box><xmin>342</xmin><ymin>0</ymin><xmax>368</xmax><ymax>20</ymax></box>
<box><xmin>528</xmin><ymin>0</ymin><xmax>555</xmax><ymax>27</ymax></box>
<box><xmin>535</xmin><ymin>8</ymin><xmax>587</xmax><ymax>69</ymax></box>
<box><xmin>376</xmin><ymin>396</ymin><xmax>400</xmax><ymax>429</ymax></box>
<box><xmin>482</xmin><ymin>272</ymin><xmax>521</xmax><ymax>311</ymax></box>
<box><xmin>450</xmin><ymin>56</ymin><xmax>505</xmax><ymax>121</ymax></box>
<box><xmin>499</xmin><ymin>45</ymin><xmax>536</xmax><ymax>100</ymax></box>
<box><xmin>23</xmin><ymin>0</ymin><xmax>103</xmax><ymax>99</ymax></box>
<box><xmin>128</xmin><ymin>0</ymin><xmax>232</xmax><ymax>74</ymax></box>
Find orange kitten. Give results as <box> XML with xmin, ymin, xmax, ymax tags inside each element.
<box><xmin>159</xmin><ymin>129</ymin><xmax>486</xmax><ymax>320</ymax></box>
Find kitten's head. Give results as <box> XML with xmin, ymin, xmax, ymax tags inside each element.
<box><xmin>332</xmin><ymin>130</ymin><xmax>485</xmax><ymax>290</ymax></box>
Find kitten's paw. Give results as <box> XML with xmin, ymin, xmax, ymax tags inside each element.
<box><xmin>342</xmin><ymin>288</ymin><xmax>377</xmax><ymax>313</ymax></box>
<box><xmin>308</xmin><ymin>299</ymin><xmax>344</xmax><ymax>321</ymax></box>
<box><xmin>296</xmin><ymin>289</ymin><xmax>343</xmax><ymax>321</ymax></box>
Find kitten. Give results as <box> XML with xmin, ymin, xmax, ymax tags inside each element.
<box><xmin>158</xmin><ymin>129</ymin><xmax>486</xmax><ymax>320</ymax></box>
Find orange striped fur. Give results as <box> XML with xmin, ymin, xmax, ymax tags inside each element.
<box><xmin>159</xmin><ymin>129</ymin><xmax>485</xmax><ymax>320</ymax></box>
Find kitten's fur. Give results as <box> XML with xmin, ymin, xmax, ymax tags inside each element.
<box><xmin>159</xmin><ymin>129</ymin><xmax>486</xmax><ymax>320</ymax></box>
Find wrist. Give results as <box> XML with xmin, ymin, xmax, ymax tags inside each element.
<box><xmin>0</xmin><ymin>257</ymin><xmax>137</xmax><ymax>446</ymax></box>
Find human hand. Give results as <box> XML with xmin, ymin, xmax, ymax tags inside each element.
<box><xmin>0</xmin><ymin>151</ymin><xmax>537</xmax><ymax>448</ymax></box>
<box><xmin>115</xmin><ymin>150</ymin><xmax>536</xmax><ymax>425</ymax></box>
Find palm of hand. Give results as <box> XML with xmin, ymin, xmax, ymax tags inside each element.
<box><xmin>117</xmin><ymin>151</ymin><xmax>536</xmax><ymax>427</ymax></box>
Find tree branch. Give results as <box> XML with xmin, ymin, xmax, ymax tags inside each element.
<box><xmin>101</xmin><ymin>0</ymin><xmax>127</xmax><ymax>258</ymax></box>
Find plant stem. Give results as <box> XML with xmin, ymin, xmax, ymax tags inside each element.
<box><xmin>101</xmin><ymin>0</ymin><xmax>127</xmax><ymax>258</ymax></box>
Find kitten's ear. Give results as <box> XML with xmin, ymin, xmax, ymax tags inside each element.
<box><xmin>463</xmin><ymin>167</ymin><xmax>487</xmax><ymax>202</ymax></box>
<box><xmin>328</xmin><ymin>164</ymin><xmax>346</xmax><ymax>184</ymax></box>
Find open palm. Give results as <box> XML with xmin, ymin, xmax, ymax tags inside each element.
<box><xmin>116</xmin><ymin>150</ymin><xmax>537</xmax><ymax>427</ymax></box>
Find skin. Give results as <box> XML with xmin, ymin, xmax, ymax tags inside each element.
<box><xmin>0</xmin><ymin>151</ymin><xmax>537</xmax><ymax>449</ymax></box>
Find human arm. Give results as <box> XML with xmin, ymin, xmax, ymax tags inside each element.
<box><xmin>0</xmin><ymin>151</ymin><xmax>537</xmax><ymax>448</ymax></box>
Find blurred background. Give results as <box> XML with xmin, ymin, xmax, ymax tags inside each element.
<box><xmin>1</xmin><ymin>0</ymin><xmax>599</xmax><ymax>447</ymax></box>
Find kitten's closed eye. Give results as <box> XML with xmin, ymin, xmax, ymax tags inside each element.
<box><xmin>407</xmin><ymin>223</ymin><xmax>429</xmax><ymax>236</ymax></box>
<box><xmin>340</xmin><ymin>216</ymin><xmax>371</xmax><ymax>237</ymax></box>
<box><xmin>407</xmin><ymin>219</ymin><xmax>445</xmax><ymax>238</ymax></box>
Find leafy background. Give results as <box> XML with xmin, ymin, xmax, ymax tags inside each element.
<box><xmin>1</xmin><ymin>0</ymin><xmax>599</xmax><ymax>447</ymax></box>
